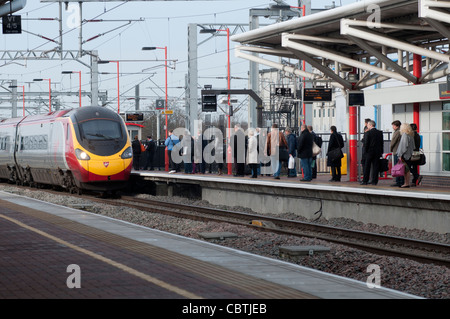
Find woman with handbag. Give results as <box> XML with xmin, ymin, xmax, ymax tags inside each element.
<box><xmin>396</xmin><ymin>123</ymin><xmax>417</xmax><ymax>188</ymax></box>
<box><xmin>327</xmin><ymin>126</ymin><xmax>344</xmax><ymax>182</ymax></box>
<box><xmin>265</xmin><ymin>123</ymin><xmax>288</xmax><ymax>179</ymax></box>
<box><xmin>247</xmin><ymin>128</ymin><xmax>259</xmax><ymax>178</ymax></box>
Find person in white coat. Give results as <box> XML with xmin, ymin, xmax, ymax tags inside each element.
<box><xmin>247</xmin><ymin>128</ymin><xmax>259</xmax><ymax>178</ymax></box>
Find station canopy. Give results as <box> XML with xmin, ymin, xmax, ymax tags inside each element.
<box><xmin>231</xmin><ymin>0</ymin><xmax>450</xmax><ymax>91</ymax></box>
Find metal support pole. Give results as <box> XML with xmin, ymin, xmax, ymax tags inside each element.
<box><xmin>79</xmin><ymin>71</ymin><xmax>81</xmax><ymax>107</ymax></box>
<box><xmin>48</xmin><ymin>79</ymin><xmax>52</xmax><ymax>112</ymax></box>
<box><xmin>187</xmin><ymin>23</ymin><xmax>198</xmax><ymax>134</ymax></box>
<box><xmin>78</xmin><ymin>2</ymin><xmax>83</xmax><ymax>56</ymax></box>
<box><xmin>248</xmin><ymin>13</ymin><xmax>259</xmax><ymax>129</ymax></box>
<box><xmin>11</xmin><ymin>80</ymin><xmax>17</xmax><ymax>118</ymax></box>
<box><xmin>116</xmin><ymin>61</ymin><xmax>120</xmax><ymax>114</ymax></box>
<box><xmin>135</xmin><ymin>84</ymin><xmax>140</xmax><ymax>111</ymax></box>
<box><xmin>91</xmin><ymin>50</ymin><xmax>99</xmax><ymax>106</ymax></box>
<box><xmin>164</xmin><ymin>46</ymin><xmax>169</xmax><ymax>172</ymax></box>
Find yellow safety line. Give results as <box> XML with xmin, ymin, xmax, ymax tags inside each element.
<box><xmin>0</xmin><ymin>213</ymin><xmax>202</xmax><ymax>299</ymax></box>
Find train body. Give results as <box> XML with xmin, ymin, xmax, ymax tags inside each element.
<box><xmin>0</xmin><ymin>106</ymin><xmax>133</xmax><ymax>193</ymax></box>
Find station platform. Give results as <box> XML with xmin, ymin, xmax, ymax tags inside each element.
<box><xmin>0</xmin><ymin>190</ymin><xmax>419</xmax><ymax>302</ymax></box>
<box><xmin>131</xmin><ymin>170</ymin><xmax>450</xmax><ymax>234</ymax></box>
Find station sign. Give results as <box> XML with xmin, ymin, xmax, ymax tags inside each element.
<box><xmin>303</xmin><ymin>88</ymin><xmax>332</xmax><ymax>102</ymax></box>
<box><xmin>162</xmin><ymin>110</ymin><xmax>173</xmax><ymax>115</ymax></box>
<box><xmin>275</xmin><ymin>87</ymin><xmax>292</xmax><ymax>97</ymax></box>
<box><xmin>2</xmin><ymin>15</ymin><xmax>21</xmax><ymax>34</ymax></box>
<box><xmin>156</xmin><ymin>99</ymin><xmax>165</xmax><ymax>110</ymax></box>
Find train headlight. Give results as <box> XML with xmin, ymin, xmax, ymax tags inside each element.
<box><xmin>121</xmin><ymin>146</ymin><xmax>133</xmax><ymax>159</ymax></box>
<box><xmin>75</xmin><ymin>149</ymin><xmax>91</xmax><ymax>160</ymax></box>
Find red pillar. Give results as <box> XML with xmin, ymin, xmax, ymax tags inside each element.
<box><xmin>413</xmin><ymin>54</ymin><xmax>421</xmax><ymax>131</ymax></box>
<box><xmin>413</xmin><ymin>54</ymin><xmax>422</xmax><ymax>176</ymax></box>
<box><xmin>349</xmin><ymin>106</ymin><xmax>358</xmax><ymax>182</ymax></box>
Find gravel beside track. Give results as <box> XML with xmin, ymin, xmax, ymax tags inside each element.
<box><xmin>1</xmin><ymin>185</ymin><xmax>448</xmax><ymax>299</ymax></box>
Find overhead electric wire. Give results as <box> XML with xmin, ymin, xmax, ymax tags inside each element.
<box><xmin>3</xmin><ymin>1</ymin><xmax>277</xmax><ymax>112</ymax></box>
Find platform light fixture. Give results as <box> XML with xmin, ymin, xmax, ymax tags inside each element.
<box><xmin>142</xmin><ymin>46</ymin><xmax>169</xmax><ymax>171</ymax></box>
<box><xmin>199</xmin><ymin>27</ymin><xmax>232</xmax><ymax>175</ymax></box>
<box><xmin>98</xmin><ymin>60</ymin><xmax>120</xmax><ymax>114</ymax></box>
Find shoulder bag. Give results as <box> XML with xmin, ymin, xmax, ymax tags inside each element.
<box><xmin>312</xmin><ymin>142</ymin><xmax>321</xmax><ymax>156</ymax></box>
<box><xmin>279</xmin><ymin>146</ymin><xmax>289</xmax><ymax>162</ymax></box>
<box><xmin>327</xmin><ymin>148</ymin><xmax>343</xmax><ymax>162</ymax></box>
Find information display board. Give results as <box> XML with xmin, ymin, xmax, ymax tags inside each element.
<box><xmin>303</xmin><ymin>88</ymin><xmax>332</xmax><ymax>102</ymax></box>
<box><xmin>126</xmin><ymin>113</ymin><xmax>144</xmax><ymax>121</ymax></box>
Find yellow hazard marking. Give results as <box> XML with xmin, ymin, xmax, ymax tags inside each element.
<box><xmin>0</xmin><ymin>213</ymin><xmax>202</xmax><ymax>299</ymax></box>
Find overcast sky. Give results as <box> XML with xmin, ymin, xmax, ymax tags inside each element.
<box><xmin>0</xmin><ymin>0</ymin><xmax>358</xmax><ymax>115</ymax></box>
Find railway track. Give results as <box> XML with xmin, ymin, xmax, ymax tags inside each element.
<box><xmin>87</xmin><ymin>194</ymin><xmax>450</xmax><ymax>268</ymax></box>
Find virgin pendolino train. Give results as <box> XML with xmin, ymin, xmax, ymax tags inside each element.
<box><xmin>0</xmin><ymin>106</ymin><xmax>133</xmax><ymax>194</ymax></box>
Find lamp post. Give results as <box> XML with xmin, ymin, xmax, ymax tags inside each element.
<box><xmin>9</xmin><ymin>84</ymin><xmax>25</xmax><ymax>116</ymax></box>
<box><xmin>62</xmin><ymin>71</ymin><xmax>82</xmax><ymax>107</ymax></box>
<box><xmin>142</xmin><ymin>46</ymin><xmax>169</xmax><ymax>172</ymax></box>
<box><xmin>199</xmin><ymin>28</ymin><xmax>232</xmax><ymax>175</ymax></box>
<box><xmin>98</xmin><ymin>60</ymin><xmax>120</xmax><ymax>114</ymax></box>
<box><xmin>33</xmin><ymin>78</ymin><xmax>51</xmax><ymax>112</ymax></box>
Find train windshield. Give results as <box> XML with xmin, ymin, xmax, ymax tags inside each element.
<box><xmin>79</xmin><ymin>119</ymin><xmax>123</xmax><ymax>140</ymax></box>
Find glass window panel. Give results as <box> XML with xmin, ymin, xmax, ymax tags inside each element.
<box><xmin>444</xmin><ymin>112</ymin><xmax>450</xmax><ymax>131</ymax></box>
<box><xmin>443</xmin><ymin>153</ymin><xmax>450</xmax><ymax>171</ymax></box>
<box><xmin>80</xmin><ymin>120</ymin><xmax>122</xmax><ymax>140</ymax></box>
<box><xmin>443</xmin><ymin>102</ymin><xmax>450</xmax><ymax>111</ymax></box>
<box><xmin>444</xmin><ymin>133</ymin><xmax>450</xmax><ymax>151</ymax></box>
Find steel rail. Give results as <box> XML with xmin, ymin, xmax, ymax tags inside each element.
<box><xmin>109</xmin><ymin>196</ymin><xmax>450</xmax><ymax>267</ymax></box>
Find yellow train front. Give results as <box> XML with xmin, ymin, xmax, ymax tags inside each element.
<box><xmin>0</xmin><ymin>106</ymin><xmax>132</xmax><ymax>193</ymax></box>
<box><xmin>65</xmin><ymin>106</ymin><xmax>133</xmax><ymax>193</ymax></box>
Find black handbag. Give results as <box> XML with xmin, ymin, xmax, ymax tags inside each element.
<box><xmin>418</xmin><ymin>153</ymin><xmax>426</xmax><ymax>166</ymax></box>
<box><xmin>379</xmin><ymin>158</ymin><xmax>389</xmax><ymax>172</ymax></box>
<box><xmin>327</xmin><ymin>148</ymin><xmax>343</xmax><ymax>162</ymax></box>
<box><xmin>279</xmin><ymin>146</ymin><xmax>289</xmax><ymax>162</ymax></box>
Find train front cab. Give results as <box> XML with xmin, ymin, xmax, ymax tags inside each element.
<box><xmin>66</xmin><ymin>107</ymin><xmax>133</xmax><ymax>191</ymax></box>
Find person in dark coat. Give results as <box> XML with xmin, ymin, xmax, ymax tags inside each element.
<box><xmin>180</xmin><ymin>132</ymin><xmax>194</xmax><ymax>174</ymax></box>
<box><xmin>131</xmin><ymin>135</ymin><xmax>142</xmax><ymax>170</ymax></box>
<box><xmin>144</xmin><ymin>135</ymin><xmax>156</xmax><ymax>170</ymax></box>
<box><xmin>232</xmin><ymin>124</ymin><xmax>246</xmax><ymax>177</ymax></box>
<box><xmin>327</xmin><ymin>126</ymin><xmax>344</xmax><ymax>182</ymax></box>
<box><xmin>296</xmin><ymin>124</ymin><xmax>314</xmax><ymax>182</ymax></box>
<box><xmin>390</xmin><ymin>120</ymin><xmax>403</xmax><ymax>187</ymax></box>
<box><xmin>285</xmin><ymin>127</ymin><xmax>297</xmax><ymax>177</ymax></box>
<box><xmin>194</xmin><ymin>131</ymin><xmax>207</xmax><ymax>174</ymax></box>
<box><xmin>410</xmin><ymin>123</ymin><xmax>423</xmax><ymax>186</ymax></box>
<box><xmin>308</xmin><ymin>125</ymin><xmax>322</xmax><ymax>179</ymax></box>
<box><xmin>361</xmin><ymin>120</ymin><xmax>384</xmax><ymax>185</ymax></box>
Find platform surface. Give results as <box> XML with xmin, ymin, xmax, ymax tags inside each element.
<box><xmin>0</xmin><ymin>190</ymin><xmax>420</xmax><ymax>300</ymax></box>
